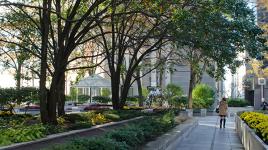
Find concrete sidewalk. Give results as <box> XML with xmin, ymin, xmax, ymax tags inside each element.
<box><xmin>167</xmin><ymin>116</ymin><xmax>244</xmax><ymax>150</ymax></box>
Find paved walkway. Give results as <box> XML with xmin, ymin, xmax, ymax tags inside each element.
<box><xmin>167</xmin><ymin>116</ymin><xmax>244</xmax><ymax>150</ymax></box>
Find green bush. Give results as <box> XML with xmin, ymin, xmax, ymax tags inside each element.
<box><xmin>101</xmin><ymin>88</ymin><xmax>111</xmax><ymax>97</ymax></box>
<box><xmin>106</xmin><ymin>128</ymin><xmax>142</xmax><ymax>147</ymax></box>
<box><xmin>104</xmin><ymin>113</ymin><xmax>121</xmax><ymax>121</ymax></box>
<box><xmin>78</xmin><ymin>95</ymin><xmax>90</xmax><ymax>103</ymax></box>
<box><xmin>0</xmin><ymin>87</ymin><xmax>39</xmax><ymax>110</ymax></box>
<box><xmin>47</xmin><ymin>111</ymin><xmax>177</xmax><ymax>150</ymax></box>
<box><xmin>192</xmin><ymin>84</ymin><xmax>214</xmax><ymax>108</ymax></box>
<box><xmin>0</xmin><ymin>124</ymin><xmax>46</xmax><ymax>146</ymax></box>
<box><xmin>126</xmin><ymin>96</ymin><xmax>139</xmax><ymax>102</ymax></box>
<box><xmin>228</xmin><ymin>99</ymin><xmax>248</xmax><ymax>107</ymax></box>
<box><xmin>92</xmin><ymin>96</ymin><xmax>111</xmax><ymax>103</ymax></box>
<box><xmin>50</xmin><ymin>137</ymin><xmax>129</xmax><ymax>150</ymax></box>
<box><xmin>163</xmin><ymin>84</ymin><xmax>183</xmax><ymax>108</ymax></box>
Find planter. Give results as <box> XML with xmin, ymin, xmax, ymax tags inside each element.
<box><xmin>0</xmin><ymin>116</ymin><xmax>144</xmax><ymax>150</ymax></box>
<box><xmin>235</xmin><ymin>115</ymin><xmax>268</xmax><ymax>150</ymax></box>
<box><xmin>186</xmin><ymin>109</ymin><xmax>193</xmax><ymax>117</ymax></box>
<box><xmin>200</xmin><ymin>109</ymin><xmax>207</xmax><ymax>117</ymax></box>
<box><xmin>180</xmin><ymin>109</ymin><xmax>193</xmax><ymax>117</ymax></box>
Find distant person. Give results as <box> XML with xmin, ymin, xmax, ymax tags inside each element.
<box><xmin>219</xmin><ymin>97</ymin><xmax>228</xmax><ymax>128</ymax></box>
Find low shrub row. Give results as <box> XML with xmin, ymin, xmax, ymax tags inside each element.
<box><xmin>240</xmin><ymin>112</ymin><xmax>268</xmax><ymax>144</ymax></box>
<box><xmin>0</xmin><ymin>109</ymin><xmax>166</xmax><ymax>147</ymax></box>
<box><xmin>228</xmin><ymin>99</ymin><xmax>249</xmax><ymax>107</ymax></box>
<box><xmin>48</xmin><ymin>111</ymin><xmax>176</xmax><ymax>150</ymax></box>
<box><xmin>0</xmin><ymin>111</ymin><xmax>124</xmax><ymax>146</ymax></box>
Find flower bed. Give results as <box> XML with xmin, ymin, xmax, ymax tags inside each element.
<box><xmin>47</xmin><ymin>111</ymin><xmax>179</xmax><ymax>150</ymax></box>
<box><xmin>0</xmin><ymin>109</ymin><xmax>148</xmax><ymax>147</ymax></box>
<box><xmin>240</xmin><ymin>112</ymin><xmax>268</xmax><ymax>144</ymax></box>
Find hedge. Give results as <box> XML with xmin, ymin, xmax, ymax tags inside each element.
<box><xmin>228</xmin><ymin>99</ymin><xmax>248</xmax><ymax>107</ymax></box>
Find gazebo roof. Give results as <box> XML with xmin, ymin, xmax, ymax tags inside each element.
<box><xmin>73</xmin><ymin>74</ymin><xmax>111</xmax><ymax>88</ymax></box>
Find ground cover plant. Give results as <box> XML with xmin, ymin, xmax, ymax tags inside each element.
<box><xmin>47</xmin><ymin>111</ymin><xmax>184</xmax><ymax>150</ymax></box>
<box><xmin>240</xmin><ymin>112</ymin><xmax>268</xmax><ymax>144</ymax></box>
<box><xmin>0</xmin><ymin>109</ymin><xmax>149</xmax><ymax>146</ymax></box>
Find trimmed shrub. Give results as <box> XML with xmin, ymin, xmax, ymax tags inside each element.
<box><xmin>50</xmin><ymin>137</ymin><xmax>129</xmax><ymax>150</ymax></box>
<box><xmin>78</xmin><ymin>95</ymin><xmax>91</xmax><ymax>103</ymax></box>
<box><xmin>192</xmin><ymin>84</ymin><xmax>214</xmax><ymax>108</ymax></box>
<box><xmin>92</xmin><ymin>96</ymin><xmax>111</xmax><ymax>104</ymax></box>
<box><xmin>101</xmin><ymin>88</ymin><xmax>111</xmax><ymax>97</ymax></box>
<box><xmin>228</xmin><ymin>99</ymin><xmax>248</xmax><ymax>107</ymax></box>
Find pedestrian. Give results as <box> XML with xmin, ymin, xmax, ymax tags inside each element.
<box><xmin>219</xmin><ymin>97</ymin><xmax>228</xmax><ymax>128</ymax></box>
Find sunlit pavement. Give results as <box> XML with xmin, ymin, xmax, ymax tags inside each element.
<box><xmin>167</xmin><ymin>116</ymin><xmax>244</xmax><ymax>150</ymax></box>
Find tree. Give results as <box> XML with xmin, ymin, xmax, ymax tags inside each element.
<box><xmin>0</xmin><ymin>43</ymin><xmax>31</xmax><ymax>89</ymax></box>
<box><xmin>170</xmin><ymin>0</ymin><xmax>267</xmax><ymax>109</ymax></box>
<box><xmin>94</xmin><ymin>0</ymin><xmax>174</xmax><ymax>109</ymax></box>
<box><xmin>0</xmin><ymin>9</ymin><xmax>39</xmax><ymax>89</ymax></box>
<box><xmin>0</xmin><ymin>0</ymin><xmax>112</xmax><ymax>124</ymax></box>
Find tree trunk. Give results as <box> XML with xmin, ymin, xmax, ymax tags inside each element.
<box><xmin>136</xmin><ymin>70</ymin><xmax>144</xmax><ymax>107</ymax></box>
<box><xmin>111</xmin><ymin>73</ymin><xmax>120</xmax><ymax>109</ymax></box>
<box><xmin>16</xmin><ymin>63</ymin><xmax>22</xmax><ymax>90</ymax></box>
<box><xmin>188</xmin><ymin>66</ymin><xmax>196</xmax><ymax>109</ymax></box>
<box><xmin>57</xmin><ymin>73</ymin><xmax>66</xmax><ymax>116</ymax></box>
<box><xmin>120</xmin><ymin>74</ymin><xmax>133</xmax><ymax>108</ymax></box>
<box><xmin>159</xmin><ymin>70</ymin><xmax>163</xmax><ymax>89</ymax></box>
<box><xmin>47</xmin><ymin>73</ymin><xmax>62</xmax><ymax>125</ymax></box>
<box><xmin>39</xmin><ymin>0</ymin><xmax>51</xmax><ymax>124</ymax></box>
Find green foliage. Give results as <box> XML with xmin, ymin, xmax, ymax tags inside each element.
<box><xmin>106</xmin><ymin>127</ymin><xmax>143</xmax><ymax>147</ymax></box>
<box><xmin>142</xmin><ymin>87</ymin><xmax>149</xmax><ymax>97</ymax></box>
<box><xmin>101</xmin><ymin>88</ymin><xmax>111</xmax><ymax>97</ymax></box>
<box><xmin>0</xmin><ymin>87</ymin><xmax>39</xmax><ymax>111</ymax></box>
<box><xmin>92</xmin><ymin>96</ymin><xmax>111</xmax><ymax>104</ymax></box>
<box><xmin>192</xmin><ymin>84</ymin><xmax>214</xmax><ymax>108</ymax></box>
<box><xmin>240</xmin><ymin>112</ymin><xmax>268</xmax><ymax>144</ymax></box>
<box><xmin>0</xmin><ymin>124</ymin><xmax>46</xmax><ymax>146</ymax></box>
<box><xmin>170</xmin><ymin>0</ymin><xmax>267</xmax><ymax>79</ymax></box>
<box><xmin>126</xmin><ymin>96</ymin><xmax>139</xmax><ymax>102</ymax></box>
<box><xmin>69</xmin><ymin>88</ymin><xmax>78</xmax><ymax>101</ymax></box>
<box><xmin>164</xmin><ymin>84</ymin><xmax>183</xmax><ymax>98</ymax></box>
<box><xmin>50</xmin><ymin>137</ymin><xmax>129</xmax><ymax>150</ymax></box>
<box><xmin>48</xmin><ymin>111</ymin><xmax>177</xmax><ymax>150</ymax></box>
<box><xmin>228</xmin><ymin>99</ymin><xmax>249</xmax><ymax>107</ymax></box>
<box><xmin>78</xmin><ymin>95</ymin><xmax>90</xmax><ymax>103</ymax></box>
<box><xmin>163</xmin><ymin>84</ymin><xmax>183</xmax><ymax>108</ymax></box>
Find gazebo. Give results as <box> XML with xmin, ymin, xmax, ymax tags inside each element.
<box><xmin>73</xmin><ymin>74</ymin><xmax>111</xmax><ymax>102</ymax></box>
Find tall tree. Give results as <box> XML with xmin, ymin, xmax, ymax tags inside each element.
<box><xmin>0</xmin><ymin>0</ymin><xmax>111</xmax><ymax>124</ymax></box>
<box><xmin>95</xmin><ymin>0</ymin><xmax>175</xmax><ymax>109</ymax></box>
<box><xmin>170</xmin><ymin>0</ymin><xmax>267</xmax><ymax>109</ymax></box>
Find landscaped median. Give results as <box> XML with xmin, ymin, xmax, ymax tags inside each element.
<box><xmin>0</xmin><ymin>109</ymin><xmax>187</xmax><ymax>150</ymax></box>
<box><xmin>236</xmin><ymin>111</ymin><xmax>268</xmax><ymax>150</ymax></box>
<box><xmin>0</xmin><ymin>109</ymin><xmax>145</xmax><ymax>147</ymax></box>
<box><xmin>46</xmin><ymin>111</ymin><xmax>186</xmax><ymax>150</ymax></box>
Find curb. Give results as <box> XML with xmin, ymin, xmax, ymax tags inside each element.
<box><xmin>0</xmin><ymin>116</ymin><xmax>144</xmax><ymax>150</ymax></box>
<box><xmin>143</xmin><ymin>117</ymin><xmax>198</xmax><ymax>150</ymax></box>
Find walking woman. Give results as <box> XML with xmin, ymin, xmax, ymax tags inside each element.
<box><xmin>219</xmin><ymin>97</ymin><xmax>228</xmax><ymax>128</ymax></box>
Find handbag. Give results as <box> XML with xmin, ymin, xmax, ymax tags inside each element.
<box><xmin>216</xmin><ymin>108</ymin><xmax>219</xmax><ymax>113</ymax></box>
